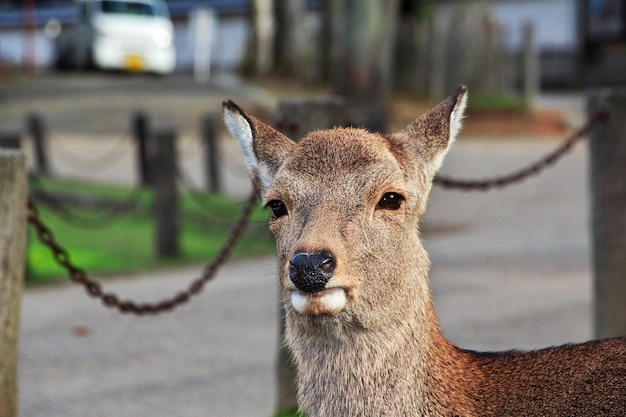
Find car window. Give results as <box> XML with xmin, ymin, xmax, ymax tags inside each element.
<box><xmin>101</xmin><ymin>0</ymin><xmax>163</xmax><ymax>17</ymax></box>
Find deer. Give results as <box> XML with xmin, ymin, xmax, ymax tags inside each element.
<box><xmin>223</xmin><ymin>85</ymin><xmax>626</xmax><ymax>416</ymax></box>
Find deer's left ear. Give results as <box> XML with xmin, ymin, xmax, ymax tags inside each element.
<box><xmin>223</xmin><ymin>100</ymin><xmax>295</xmax><ymax>197</ymax></box>
<box><xmin>393</xmin><ymin>85</ymin><xmax>468</xmax><ymax>174</ymax></box>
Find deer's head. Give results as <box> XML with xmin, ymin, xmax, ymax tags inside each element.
<box><xmin>224</xmin><ymin>86</ymin><xmax>467</xmax><ymax>335</ymax></box>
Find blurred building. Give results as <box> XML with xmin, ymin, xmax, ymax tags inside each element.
<box><xmin>1</xmin><ymin>0</ymin><xmax>624</xmax><ymax>88</ymax></box>
<box><xmin>580</xmin><ymin>0</ymin><xmax>626</xmax><ymax>86</ymax></box>
<box><xmin>486</xmin><ymin>0</ymin><xmax>626</xmax><ymax>87</ymax></box>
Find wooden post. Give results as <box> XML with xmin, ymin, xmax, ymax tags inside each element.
<box><xmin>152</xmin><ymin>129</ymin><xmax>180</xmax><ymax>259</ymax></box>
<box><xmin>0</xmin><ymin>133</ymin><xmax>20</xmax><ymax>150</ymax></box>
<box><xmin>26</xmin><ymin>113</ymin><xmax>49</xmax><ymax>176</ymax></box>
<box><xmin>589</xmin><ymin>89</ymin><xmax>626</xmax><ymax>339</ymax></box>
<box><xmin>0</xmin><ymin>150</ymin><xmax>27</xmax><ymax>417</ymax></box>
<box><xmin>202</xmin><ymin>114</ymin><xmax>221</xmax><ymax>193</ymax></box>
<box><xmin>273</xmin><ymin>97</ymin><xmax>346</xmax><ymax>412</ymax></box>
<box><xmin>133</xmin><ymin>112</ymin><xmax>152</xmax><ymax>187</ymax></box>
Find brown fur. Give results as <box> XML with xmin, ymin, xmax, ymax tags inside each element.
<box><xmin>223</xmin><ymin>87</ymin><xmax>626</xmax><ymax>416</ymax></box>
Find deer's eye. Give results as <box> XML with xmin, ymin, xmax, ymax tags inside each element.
<box><xmin>266</xmin><ymin>200</ymin><xmax>288</xmax><ymax>219</ymax></box>
<box><xmin>376</xmin><ymin>192</ymin><xmax>404</xmax><ymax>211</ymax></box>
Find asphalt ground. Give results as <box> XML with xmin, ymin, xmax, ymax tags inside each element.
<box><xmin>1</xmin><ymin>72</ymin><xmax>594</xmax><ymax>416</ymax></box>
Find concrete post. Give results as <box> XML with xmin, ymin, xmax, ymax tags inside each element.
<box><xmin>191</xmin><ymin>8</ymin><xmax>215</xmax><ymax>84</ymax></box>
<box><xmin>252</xmin><ymin>0</ymin><xmax>274</xmax><ymax>76</ymax></box>
<box><xmin>523</xmin><ymin>21</ymin><xmax>539</xmax><ymax>111</ymax></box>
<box><xmin>0</xmin><ymin>150</ymin><xmax>27</xmax><ymax>417</ymax></box>
<box><xmin>588</xmin><ymin>89</ymin><xmax>626</xmax><ymax>338</ymax></box>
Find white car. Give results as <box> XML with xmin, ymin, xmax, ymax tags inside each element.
<box><xmin>55</xmin><ymin>0</ymin><xmax>175</xmax><ymax>74</ymax></box>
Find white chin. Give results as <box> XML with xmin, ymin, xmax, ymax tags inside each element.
<box><xmin>291</xmin><ymin>288</ymin><xmax>347</xmax><ymax>316</ymax></box>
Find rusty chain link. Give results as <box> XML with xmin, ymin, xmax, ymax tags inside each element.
<box><xmin>434</xmin><ymin>110</ymin><xmax>609</xmax><ymax>191</ymax></box>
<box><xmin>29</xmin><ymin>177</ymin><xmax>146</xmax><ymax>230</ymax></box>
<box><xmin>27</xmin><ymin>190</ymin><xmax>257</xmax><ymax>315</ymax></box>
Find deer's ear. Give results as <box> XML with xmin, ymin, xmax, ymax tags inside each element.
<box><xmin>395</xmin><ymin>85</ymin><xmax>468</xmax><ymax>174</ymax></box>
<box><xmin>223</xmin><ymin>100</ymin><xmax>295</xmax><ymax>196</ymax></box>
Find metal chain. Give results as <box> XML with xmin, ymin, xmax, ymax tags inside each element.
<box><xmin>29</xmin><ymin>177</ymin><xmax>147</xmax><ymax>230</ymax></box>
<box><xmin>433</xmin><ymin>110</ymin><xmax>609</xmax><ymax>191</ymax></box>
<box><xmin>51</xmin><ymin>129</ymin><xmax>133</xmax><ymax>173</ymax></box>
<box><xmin>27</xmin><ymin>190</ymin><xmax>258</xmax><ymax>315</ymax></box>
<box><xmin>176</xmin><ymin>168</ymin><xmax>242</xmax><ymax>220</ymax></box>
<box><xmin>26</xmin><ymin>112</ymin><xmax>608</xmax><ymax>315</ymax></box>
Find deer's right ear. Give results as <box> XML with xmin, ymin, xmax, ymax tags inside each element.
<box><xmin>223</xmin><ymin>100</ymin><xmax>295</xmax><ymax>196</ymax></box>
<box><xmin>394</xmin><ymin>85</ymin><xmax>468</xmax><ymax>176</ymax></box>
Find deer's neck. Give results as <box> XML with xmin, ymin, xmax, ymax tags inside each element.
<box><xmin>288</xmin><ymin>274</ymin><xmax>479</xmax><ymax>417</ymax></box>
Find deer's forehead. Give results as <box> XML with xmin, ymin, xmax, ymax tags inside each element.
<box><xmin>265</xmin><ymin>129</ymin><xmax>409</xmax><ymax>208</ymax></box>
<box><xmin>283</xmin><ymin>128</ymin><xmax>398</xmax><ymax>176</ymax></box>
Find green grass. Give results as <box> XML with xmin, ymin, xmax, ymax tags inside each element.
<box><xmin>273</xmin><ymin>409</ymin><xmax>305</xmax><ymax>417</ymax></box>
<box><xmin>27</xmin><ymin>178</ymin><xmax>274</xmax><ymax>284</ymax></box>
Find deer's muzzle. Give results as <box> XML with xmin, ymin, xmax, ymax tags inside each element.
<box><xmin>289</xmin><ymin>251</ymin><xmax>335</xmax><ymax>293</ymax></box>
<box><xmin>288</xmin><ymin>251</ymin><xmax>347</xmax><ymax>316</ymax></box>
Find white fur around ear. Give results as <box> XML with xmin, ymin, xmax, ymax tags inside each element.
<box><xmin>223</xmin><ymin>101</ymin><xmax>259</xmax><ymax>177</ymax></box>
<box><xmin>449</xmin><ymin>89</ymin><xmax>468</xmax><ymax>143</ymax></box>
<box><xmin>431</xmin><ymin>87</ymin><xmax>468</xmax><ymax>172</ymax></box>
<box><xmin>431</xmin><ymin>148</ymin><xmax>449</xmax><ymax>174</ymax></box>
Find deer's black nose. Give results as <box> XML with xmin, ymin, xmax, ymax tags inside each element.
<box><xmin>289</xmin><ymin>252</ymin><xmax>335</xmax><ymax>293</ymax></box>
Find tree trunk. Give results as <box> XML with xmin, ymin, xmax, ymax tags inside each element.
<box><xmin>331</xmin><ymin>0</ymin><xmax>399</xmax><ymax>132</ymax></box>
<box><xmin>273</xmin><ymin>0</ymin><xmax>306</xmax><ymax>78</ymax></box>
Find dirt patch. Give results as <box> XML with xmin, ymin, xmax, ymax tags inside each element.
<box><xmin>461</xmin><ymin>110</ymin><xmax>569</xmax><ymax>138</ymax></box>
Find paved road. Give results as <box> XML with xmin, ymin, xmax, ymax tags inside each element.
<box><xmin>0</xmin><ymin>72</ymin><xmax>274</xmax><ymax>136</ymax></box>
<box><xmin>4</xmin><ymin>73</ymin><xmax>596</xmax><ymax>416</ymax></box>
<box><xmin>19</xmin><ymin>260</ymin><xmax>280</xmax><ymax>417</ymax></box>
